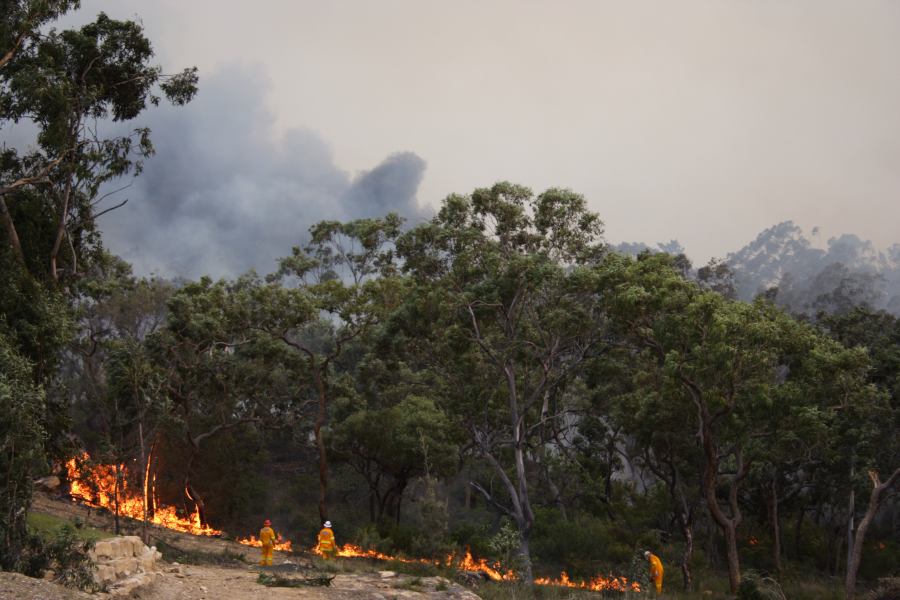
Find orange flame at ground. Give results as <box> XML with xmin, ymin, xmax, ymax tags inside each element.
<box><xmin>66</xmin><ymin>454</ymin><xmax>635</xmax><ymax>592</ymax></box>
<box><xmin>65</xmin><ymin>452</ymin><xmax>221</xmax><ymax>536</ymax></box>
<box><xmin>313</xmin><ymin>544</ymin><xmax>639</xmax><ymax>592</ymax></box>
<box><xmin>313</xmin><ymin>542</ymin><xmax>435</xmax><ymax>564</ymax></box>
<box><xmin>455</xmin><ymin>549</ymin><xmax>517</xmax><ymax>581</ymax></box>
<box><xmin>237</xmin><ymin>534</ymin><xmax>293</xmax><ymax>552</ymax></box>
<box><xmin>313</xmin><ymin>544</ymin><xmax>515</xmax><ymax>580</ymax></box>
<box><xmin>535</xmin><ymin>571</ymin><xmax>641</xmax><ymax>593</ymax></box>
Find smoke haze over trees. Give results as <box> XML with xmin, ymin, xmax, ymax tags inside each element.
<box><xmin>618</xmin><ymin>221</ymin><xmax>900</xmax><ymax>316</ymax></box>
<box><xmin>3</xmin><ymin>4</ymin><xmax>899</xmax><ymax>600</ymax></box>
<box><xmin>94</xmin><ymin>66</ymin><xmax>429</xmax><ymax>280</ymax></box>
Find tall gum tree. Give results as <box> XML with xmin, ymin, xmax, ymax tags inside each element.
<box><xmin>397</xmin><ymin>182</ymin><xmax>607</xmax><ymax>583</ymax></box>
<box><xmin>257</xmin><ymin>214</ymin><xmax>404</xmax><ymax>523</ymax></box>
<box><xmin>598</xmin><ymin>252</ymin><xmax>874</xmax><ymax>593</ymax></box>
<box><xmin>1</xmin><ymin>9</ymin><xmax>197</xmax><ymax>283</ymax></box>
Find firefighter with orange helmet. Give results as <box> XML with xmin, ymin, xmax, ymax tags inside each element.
<box><xmin>317</xmin><ymin>520</ymin><xmax>337</xmax><ymax>559</ymax></box>
<box><xmin>644</xmin><ymin>550</ymin><xmax>664</xmax><ymax>594</ymax></box>
<box><xmin>259</xmin><ymin>519</ymin><xmax>276</xmax><ymax>566</ymax></box>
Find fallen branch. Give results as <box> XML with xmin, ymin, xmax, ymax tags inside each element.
<box><xmin>257</xmin><ymin>572</ymin><xmax>335</xmax><ymax>587</ymax></box>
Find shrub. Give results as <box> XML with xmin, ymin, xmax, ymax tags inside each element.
<box><xmin>737</xmin><ymin>570</ymin><xmax>787</xmax><ymax>600</ymax></box>
<box><xmin>19</xmin><ymin>524</ymin><xmax>99</xmax><ymax>591</ymax></box>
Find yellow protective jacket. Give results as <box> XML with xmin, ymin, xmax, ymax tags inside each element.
<box><xmin>259</xmin><ymin>526</ymin><xmax>276</xmax><ymax>547</ymax></box>
<box><xmin>317</xmin><ymin>527</ymin><xmax>335</xmax><ymax>551</ymax></box>
<box><xmin>648</xmin><ymin>552</ymin><xmax>664</xmax><ymax>582</ymax></box>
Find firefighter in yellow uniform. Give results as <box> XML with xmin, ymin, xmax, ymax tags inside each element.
<box><xmin>644</xmin><ymin>550</ymin><xmax>664</xmax><ymax>594</ymax></box>
<box><xmin>259</xmin><ymin>519</ymin><xmax>275</xmax><ymax>566</ymax></box>
<box><xmin>317</xmin><ymin>520</ymin><xmax>336</xmax><ymax>559</ymax></box>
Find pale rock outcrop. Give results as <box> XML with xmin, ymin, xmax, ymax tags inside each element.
<box><xmin>89</xmin><ymin>535</ymin><xmax>163</xmax><ymax>595</ymax></box>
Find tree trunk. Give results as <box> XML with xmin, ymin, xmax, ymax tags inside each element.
<box><xmin>723</xmin><ymin>522</ymin><xmax>741</xmax><ymax>593</ymax></box>
<box><xmin>794</xmin><ymin>506</ymin><xmax>806</xmax><ymax>560</ymax></box>
<box><xmin>845</xmin><ymin>468</ymin><xmax>900</xmax><ymax>600</ymax></box>
<box><xmin>49</xmin><ymin>168</ymin><xmax>74</xmax><ymax>282</ymax></box>
<box><xmin>846</xmin><ymin>461</ymin><xmax>855</xmax><ymax>577</ymax></box>
<box><xmin>680</xmin><ymin>516</ymin><xmax>694</xmax><ymax>591</ymax></box>
<box><xmin>182</xmin><ymin>446</ymin><xmax>208</xmax><ymax>528</ymax></box>
<box><xmin>507</xmin><ymin>361</ymin><xmax>536</xmax><ymax>584</ymax></box>
<box><xmin>768</xmin><ymin>478</ymin><xmax>782</xmax><ymax>575</ymax></box>
<box><xmin>113</xmin><ymin>463</ymin><xmax>121</xmax><ymax>535</ymax></box>
<box><xmin>310</xmin><ymin>363</ymin><xmax>330</xmax><ymax>524</ymax></box>
<box><xmin>701</xmin><ymin>433</ymin><xmax>749</xmax><ymax>593</ymax></box>
<box><xmin>0</xmin><ymin>196</ymin><xmax>25</xmax><ymax>266</ymax></box>
<box><xmin>139</xmin><ymin>423</ymin><xmax>147</xmax><ymax>544</ymax></box>
<box><xmin>517</xmin><ymin>525</ymin><xmax>534</xmax><ymax>584</ymax></box>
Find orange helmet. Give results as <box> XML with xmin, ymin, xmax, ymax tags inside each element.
<box><xmin>264</xmin><ymin>519</ymin><xmax>271</xmax><ymax>526</ymax></box>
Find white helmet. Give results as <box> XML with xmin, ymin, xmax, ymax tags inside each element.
<box><xmin>643</xmin><ymin>550</ymin><xmax>651</xmax><ymax>559</ymax></box>
<box><xmin>324</xmin><ymin>521</ymin><xmax>332</xmax><ymax>528</ymax></box>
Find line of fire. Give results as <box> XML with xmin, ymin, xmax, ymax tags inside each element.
<box><xmin>65</xmin><ymin>451</ymin><xmax>640</xmax><ymax>593</ymax></box>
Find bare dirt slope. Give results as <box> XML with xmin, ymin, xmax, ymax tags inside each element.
<box><xmin>21</xmin><ymin>493</ymin><xmax>482</xmax><ymax>600</ymax></box>
<box><xmin>0</xmin><ymin>571</ymin><xmax>94</xmax><ymax>600</ymax></box>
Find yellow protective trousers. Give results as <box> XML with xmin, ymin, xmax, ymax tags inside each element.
<box><xmin>260</xmin><ymin>544</ymin><xmax>273</xmax><ymax>566</ymax></box>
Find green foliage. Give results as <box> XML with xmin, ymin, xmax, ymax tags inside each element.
<box><xmin>530</xmin><ymin>511</ymin><xmax>635</xmax><ymax>578</ymax></box>
<box><xmin>26</xmin><ymin>511</ymin><xmax>111</xmax><ymax>543</ymax></box>
<box><xmin>737</xmin><ymin>571</ymin><xmax>787</xmax><ymax>600</ymax></box>
<box><xmin>0</xmin><ymin>333</ymin><xmax>46</xmax><ymax>570</ymax></box>
<box><xmin>410</xmin><ymin>477</ymin><xmax>452</xmax><ymax>557</ymax></box>
<box><xmin>488</xmin><ymin>523</ymin><xmax>521</xmax><ymax>565</ymax></box>
<box><xmin>19</xmin><ymin>524</ymin><xmax>98</xmax><ymax>591</ymax></box>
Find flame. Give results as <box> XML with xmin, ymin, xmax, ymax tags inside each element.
<box><xmin>237</xmin><ymin>534</ymin><xmax>293</xmax><ymax>552</ymax></box>
<box><xmin>66</xmin><ymin>452</ymin><xmax>635</xmax><ymax>593</ymax></box>
<box><xmin>315</xmin><ymin>544</ymin><xmax>640</xmax><ymax>593</ymax></box>
<box><xmin>65</xmin><ymin>452</ymin><xmax>221</xmax><ymax>536</ymax></box>
<box><xmin>535</xmin><ymin>571</ymin><xmax>641</xmax><ymax>593</ymax></box>
<box><xmin>314</xmin><ymin>542</ymin><xmax>436</xmax><ymax>565</ymax></box>
<box><xmin>455</xmin><ymin>548</ymin><xmax>517</xmax><ymax>581</ymax></box>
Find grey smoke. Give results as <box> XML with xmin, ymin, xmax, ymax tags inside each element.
<box><xmin>725</xmin><ymin>222</ymin><xmax>900</xmax><ymax>315</ymax></box>
<box><xmin>98</xmin><ymin>65</ymin><xmax>429</xmax><ymax>279</ymax></box>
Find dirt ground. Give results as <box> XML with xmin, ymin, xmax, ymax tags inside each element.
<box><xmin>2</xmin><ymin>562</ymin><xmax>481</xmax><ymax>600</ymax></box>
<box><xmin>135</xmin><ymin>562</ymin><xmax>480</xmax><ymax>600</ymax></box>
<box><xmin>7</xmin><ymin>493</ymin><xmax>482</xmax><ymax>600</ymax></box>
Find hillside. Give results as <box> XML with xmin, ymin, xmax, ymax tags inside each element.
<box><xmin>17</xmin><ymin>493</ymin><xmax>482</xmax><ymax>600</ymax></box>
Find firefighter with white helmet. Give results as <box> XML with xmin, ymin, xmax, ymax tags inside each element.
<box><xmin>317</xmin><ymin>520</ymin><xmax>337</xmax><ymax>559</ymax></box>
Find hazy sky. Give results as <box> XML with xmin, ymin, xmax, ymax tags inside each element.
<box><xmin>66</xmin><ymin>0</ymin><xmax>900</xmax><ymax>276</ymax></box>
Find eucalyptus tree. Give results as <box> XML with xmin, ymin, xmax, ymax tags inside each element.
<box><xmin>818</xmin><ymin>308</ymin><xmax>900</xmax><ymax>599</ymax></box>
<box><xmin>61</xmin><ymin>255</ymin><xmax>173</xmax><ymax>534</ymax></box>
<box><xmin>148</xmin><ymin>275</ymin><xmax>296</xmax><ymax>527</ymax></box>
<box><xmin>1</xmin><ymin>1</ymin><xmax>196</xmax><ymax>563</ymax></box>
<box><xmin>598</xmin><ymin>252</ymin><xmax>874</xmax><ymax>593</ymax></box>
<box><xmin>0</xmin><ymin>332</ymin><xmax>46</xmax><ymax>570</ymax></box>
<box><xmin>256</xmin><ymin>214</ymin><xmax>405</xmax><ymax>522</ymax></box>
<box><xmin>331</xmin><ymin>394</ymin><xmax>458</xmax><ymax>525</ymax></box>
<box><xmin>396</xmin><ymin>182</ymin><xmax>607</xmax><ymax>582</ymax></box>
<box><xmin>2</xmin><ymin>9</ymin><xmax>196</xmax><ymax>282</ymax></box>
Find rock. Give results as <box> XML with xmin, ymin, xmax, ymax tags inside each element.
<box><xmin>108</xmin><ymin>571</ymin><xmax>160</xmax><ymax>596</ymax></box>
<box><xmin>200</xmin><ymin>584</ymin><xmax>208</xmax><ymax>592</ymax></box>
<box><xmin>379</xmin><ymin>571</ymin><xmax>397</xmax><ymax>579</ymax></box>
<box><xmin>91</xmin><ymin>535</ymin><xmax>162</xmax><ymax>594</ymax></box>
<box><xmin>34</xmin><ymin>475</ymin><xmax>61</xmax><ymax>492</ymax></box>
<box><xmin>91</xmin><ymin>540</ymin><xmax>114</xmax><ymax>560</ymax></box>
